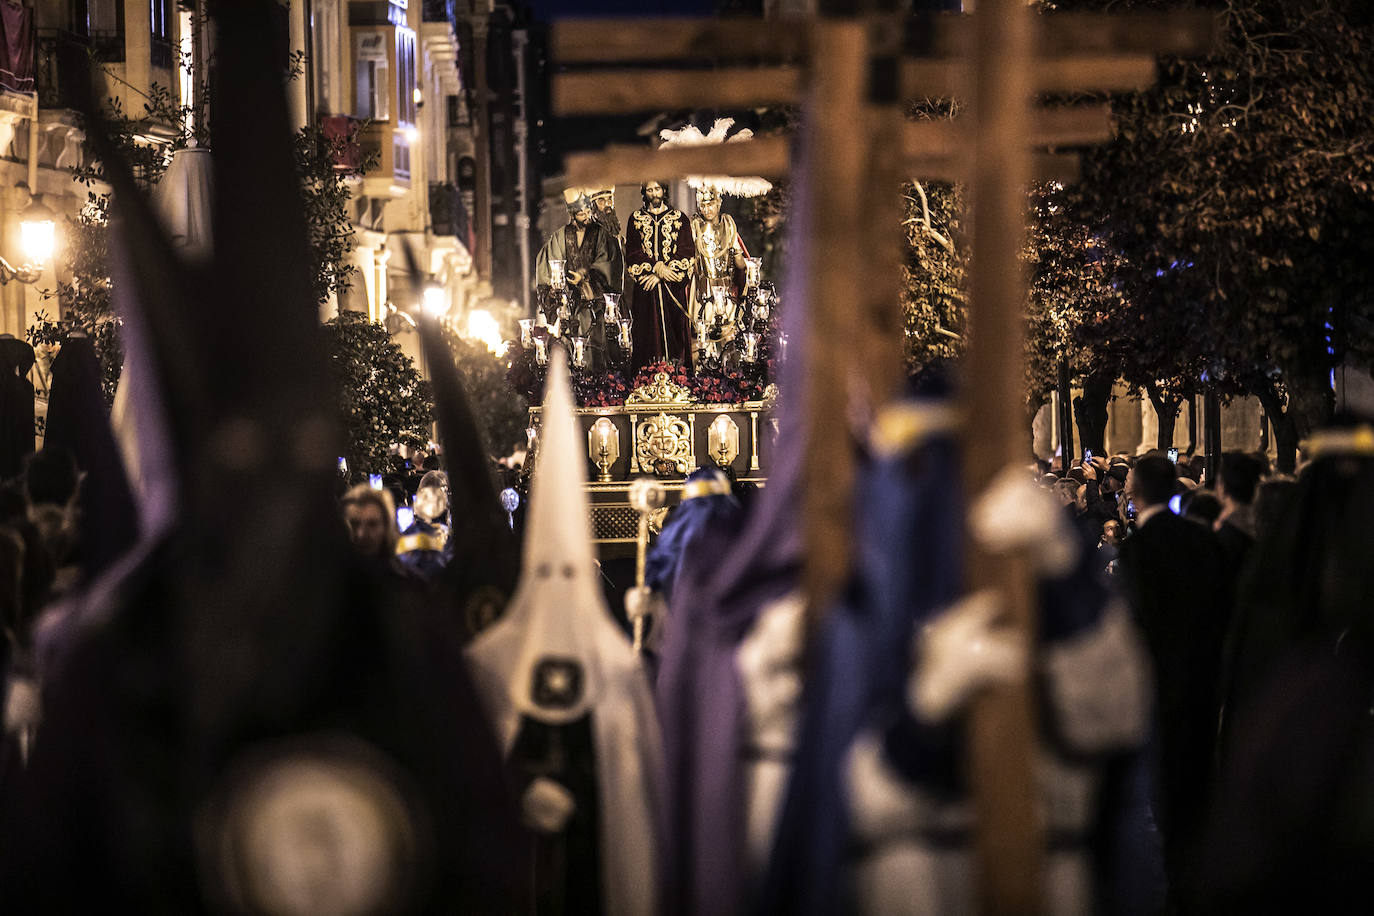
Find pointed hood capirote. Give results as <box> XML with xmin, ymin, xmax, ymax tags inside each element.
<box><xmin>5</xmin><ymin>4</ymin><xmax>527</xmax><ymax>910</ymax></box>
<box><xmin>466</xmin><ymin>348</ymin><xmax>662</xmax><ymax>916</ymax></box>
<box><xmin>404</xmin><ymin>239</ymin><xmax>519</xmax><ymax>638</ymax></box>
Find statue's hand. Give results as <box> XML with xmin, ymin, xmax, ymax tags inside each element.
<box><xmin>642</xmin><ymin>273</ymin><xmax>661</xmax><ymax>290</ymax></box>
<box><xmin>566</xmin><ymin>269</ymin><xmax>584</xmax><ymax>285</ymax></box>
<box><xmin>663</xmin><ymin>267</ymin><xmax>685</xmax><ymax>283</ymax></box>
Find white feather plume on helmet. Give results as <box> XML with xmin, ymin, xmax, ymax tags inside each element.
<box><xmin>656</xmin><ymin>118</ymin><xmax>774</xmax><ymax>199</ymax></box>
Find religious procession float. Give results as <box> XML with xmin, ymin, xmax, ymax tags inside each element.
<box><xmin>508</xmin><ymin>121</ymin><xmax>780</xmax><ymax>553</ymax></box>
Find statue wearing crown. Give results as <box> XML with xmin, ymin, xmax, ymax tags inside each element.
<box><xmin>535</xmin><ymin>188</ymin><xmax>616</xmax><ymax>342</ymax></box>
<box><xmin>657</xmin><ymin>119</ymin><xmax>772</xmax><ymax>369</ymax></box>
<box><xmin>689</xmin><ymin>186</ymin><xmax>748</xmax><ymax>324</ymax></box>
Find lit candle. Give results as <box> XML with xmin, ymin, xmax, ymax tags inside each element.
<box><xmin>742</xmin><ymin>332</ymin><xmax>760</xmax><ymax>362</ymax></box>
<box><xmin>618</xmin><ymin>319</ymin><xmax>633</xmax><ymax>350</ymax></box>
<box><xmin>745</xmin><ymin>257</ymin><xmax>762</xmax><ymax>290</ymax></box>
<box><xmin>572</xmin><ymin>336</ymin><xmax>588</xmax><ymax>369</ymax></box>
<box><xmin>712</xmin><ymin>287</ymin><xmax>729</xmax><ymax>322</ymax></box>
<box><xmin>603</xmin><ymin>293</ymin><xmax>620</xmax><ymax>323</ymax></box>
<box><xmin>519</xmin><ymin>318</ymin><xmax>534</xmax><ymax>347</ymax></box>
<box><xmin>533</xmin><ymin>336</ymin><xmax>548</xmax><ymax>366</ymax></box>
<box><xmin>549</xmin><ymin>259</ymin><xmax>566</xmax><ymax>290</ymax></box>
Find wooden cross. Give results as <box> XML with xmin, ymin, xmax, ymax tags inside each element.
<box><xmin>549</xmin><ymin>8</ymin><xmax>1216</xmax><ymax>913</ymax></box>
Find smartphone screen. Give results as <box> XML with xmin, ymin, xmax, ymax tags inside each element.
<box><xmin>368</xmin><ymin>473</ymin><xmax>383</xmax><ymax>490</ymax></box>
<box><xmin>1083</xmin><ymin>448</ymin><xmax>1093</xmax><ymax>462</ymax></box>
<box><xmin>396</xmin><ymin>506</ymin><xmax>414</xmax><ymax>531</ymax></box>
<box><xmin>1167</xmin><ymin>448</ymin><xmax>1179</xmax><ymax>464</ymax></box>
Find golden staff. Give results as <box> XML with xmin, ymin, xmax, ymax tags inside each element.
<box><xmin>627</xmin><ymin>477</ymin><xmax>665</xmax><ymax>653</ymax></box>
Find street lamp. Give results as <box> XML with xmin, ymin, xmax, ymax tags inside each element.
<box><xmin>422</xmin><ymin>283</ymin><xmax>447</xmax><ymax>318</ymax></box>
<box><xmin>0</xmin><ymin>196</ymin><xmax>55</xmax><ymax>285</ymax></box>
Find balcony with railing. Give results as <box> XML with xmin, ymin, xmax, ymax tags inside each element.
<box><xmin>429</xmin><ymin>181</ymin><xmax>471</xmax><ymax>249</ymax></box>
<box><xmin>91</xmin><ymin>29</ymin><xmax>126</xmax><ymax>63</ymax></box>
<box><xmin>35</xmin><ymin>30</ymin><xmax>92</xmax><ymax>110</ymax></box>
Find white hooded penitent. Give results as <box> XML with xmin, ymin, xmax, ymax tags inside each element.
<box><xmin>465</xmin><ymin>348</ymin><xmax>661</xmax><ymax>916</ymax></box>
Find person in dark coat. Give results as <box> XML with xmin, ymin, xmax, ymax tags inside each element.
<box><xmin>0</xmin><ymin>335</ymin><xmax>34</xmax><ymax>481</ymax></box>
<box><xmin>1200</xmin><ymin>422</ymin><xmax>1374</xmax><ymax>912</ymax></box>
<box><xmin>1213</xmin><ymin>451</ymin><xmax>1265</xmax><ymax>581</ymax></box>
<box><xmin>40</xmin><ymin>330</ymin><xmax>138</xmax><ymax>583</ymax></box>
<box><xmin>1116</xmin><ymin>454</ymin><xmax>1229</xmax><ymax>904</ymax></box>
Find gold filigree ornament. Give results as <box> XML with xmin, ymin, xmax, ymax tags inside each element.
<box><xmin>636</xmin><ymin>412</ymin><xmax>693</xmax><ymax>475</ymax></box>
<box><xmin>626</xmin><ymin>371</ymin><xmax>693</xmax><ymax>406</ymax></box>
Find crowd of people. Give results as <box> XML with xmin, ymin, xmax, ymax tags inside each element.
<box><xmin>1024</xmin><ymin>437</ymin><xmax>1374</xmax><ymax>911</ymax></box>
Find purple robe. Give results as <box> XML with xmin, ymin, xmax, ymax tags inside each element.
<box><xmin>655</xmin><ymin>175</ymin><xmax>811</xmax><ymax>915</ymax></box>
<box><xmin>625</xmin><ymin>206</ymin><xmax>694</xmax><ymax>372</ymax></box>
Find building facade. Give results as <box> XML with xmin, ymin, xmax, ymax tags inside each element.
<box><xmin>308</xmin><ymin>0</ymin><xmax>540</xmax><ymax>360</ymax></box>
<box><xmin>0</xmin><ymin>0</ymin><xmax>540</xmax><ymax>398</ymax></box>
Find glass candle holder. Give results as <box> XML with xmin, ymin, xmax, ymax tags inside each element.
<box><xmin>549</xmin><ymin>259</ymin><xmax>567</xmax><ymax>290</ymax></box>
<box><xmin>712</xmin><ymin>287</ymin><xmax>730</xmax><ymax>321</ymax></box>
<box><xmin>572</xmin><ymin>336</ymin><xmax>588</xmax><ymax>369</ymax></box>
<box><xmin>744</xmin><ymin>257</ymin><xmax>762</xmax><ymax>290</ymax></box>
<box><xmin>603</xmin><ymin>293</ymin><xmax>620</xmax><ymax>323</ymax></box>
<box><xmin>519</xmin><ymin>318</ymin><xmax>534</xmax><ymax>348</ymax></box>
<box><xmin>618</xmin><ymin>319</ymin><xmax>634</xmax><ymax>350</ymax></box>
<box><xmin>742</xmin><ymin>332</ymin><xmax>760</xmax><ymax>362</ymax></box>
<box><xmin>533</xmin><ymin>336</ymin><xmax>549</xmax><ymax>366</ymax></box>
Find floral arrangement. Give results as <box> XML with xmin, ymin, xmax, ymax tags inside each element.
<box><xmin>574</xmin><ymin>370</ymin><xmax>630</xmax><ymax>408</ymax></box>
<box><xmin>506</xmin><ymin>342</ymin><xmax>775</xmax><ymax>408</ymax></box>
<box><xmin>631</xmin><ymin>360</ymin><xmax>690</xmax><ymax>391</ymax></box>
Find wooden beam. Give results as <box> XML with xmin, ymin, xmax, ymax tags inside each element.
<box><xmin>1033</xmin><ymin>10</ymin><xmax>1220</xmax><ymax>56</ymax></box>
<box><xmin>903</xmin><ymin>105</ymin><xmax>1111</xmax><ymax>162</ymax></box>
<box><xmin>1034</xmin><ymin>54</ymin><xmax>1157</xmax><ymax>93</ymax></box>
<box><xmin>551</xmin><ymin>18</ymin><xmax>808</xmax><ymax>64</ymax></box>
<box><xmin>1028</xmin><ymin>103</ymin><xmax>1114</xmax><ymax>147</ymax></box>
<box><xmin>799</xmin><ymin>22</ymin><xmax>867</xmax><ymax>627</ymax></box>
<box><xmin>560</xmin><ymin>110</ymin><xmax>1089</xmax><ymax>188</ymax></box>
<box><xmin>963</xmin><ymin>0</ymin><xmax>1044</xmax><ymax>911</ymax></box>
<box><xmin>926</xmin><ymin>10</ymin><xmax>1219</xmax><ymax>58</ymax></box>
<box><xmin>563</xmin><ymin>135</ymin><xmax>791</xmax><ymax>187</ymax></box>
<box><xmin>900</xmin><ymin>59</ymin><xmax>962</xmax><ymax>100</ymax></box>
<box><xmin>549</xmin><ymin>10</ymin><xmax>1218</xmax><ymax>66</ymax></box>
<box><xmin>902</xmin><ymin>54</ymin><xmax>1155</xmax><ymax>98</ymax></box>
<box><xmin>909</xmin><ymin>150</ymin><xmax>1080</xmax><ymax>184</ymax></box>
<box><xmin>552</xmin><ymin>66</ymin><xmax>802</xmax><ymax>116</ymax></box>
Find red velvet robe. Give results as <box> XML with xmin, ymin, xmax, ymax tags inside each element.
<box><xmin>625</xmin><ymin>206</ymin><xmax>695</xmax><ymax>373</ymax></box>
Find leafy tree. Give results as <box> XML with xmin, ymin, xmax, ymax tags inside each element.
<box><xmin>902</xmin><ymin>179</ymin><xmax>968</xmax><ymax>372</ymax></box>
<box><xmin>325</xmin><ymin>311</ymin><xmax>434</xmax><ymax>481</ymax></box>
<box><xmin>32</xmin><ymin>58</ymin><xmax>376</xmax><ymax>399</ymax></box>
<box><xmin>444</xmin><ymin>331</ymin><xmax>529</xmax><ymax>457</ymax></box>
<box><xmin>1061</xmin><ymin>0</ymin><xmax>1374</xmax><ymax>470</ymax></box>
